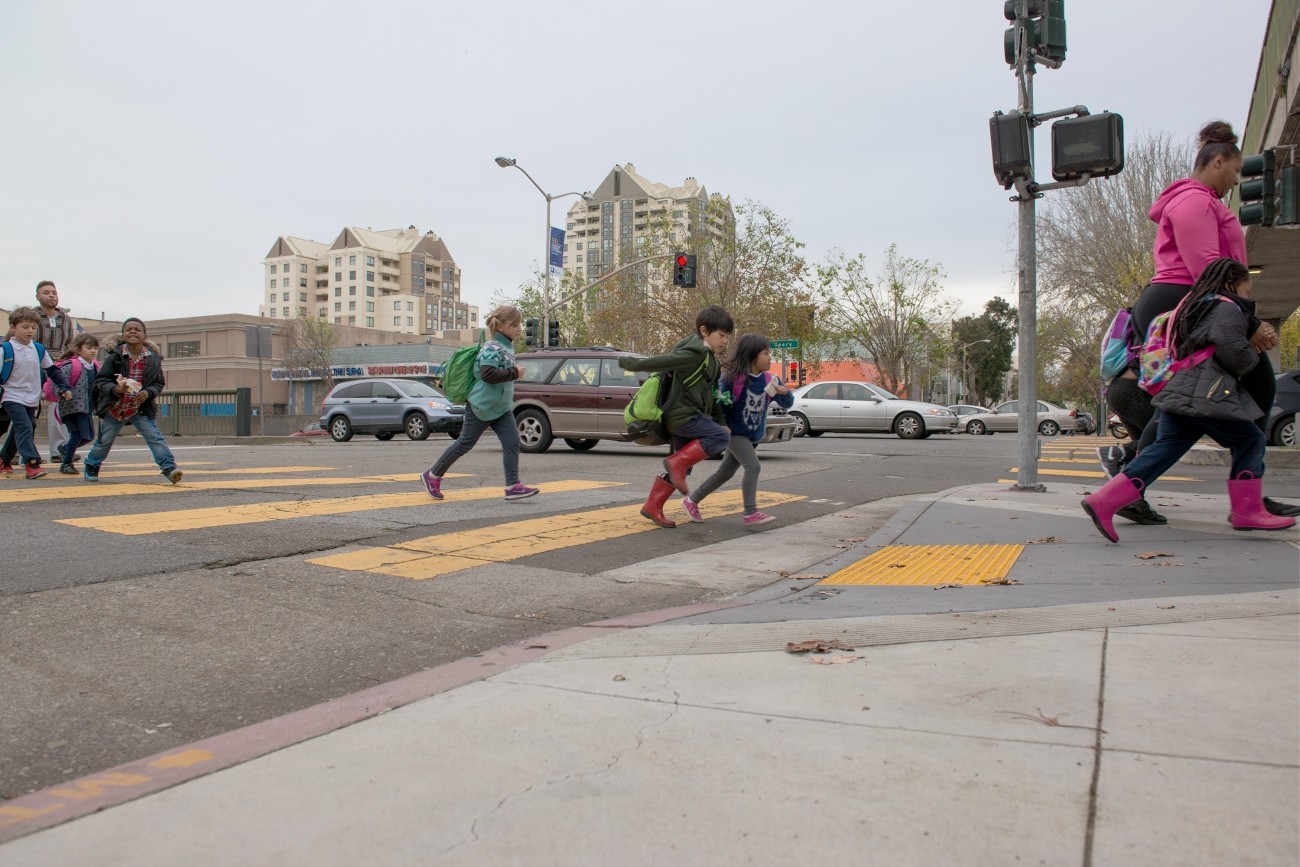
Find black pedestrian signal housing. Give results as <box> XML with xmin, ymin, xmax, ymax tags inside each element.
<box><xmin>673</xmin><ymin>253</ymin><xmax>697</xmax><ymax>288</ymax></box>
<box><xmin>990</xmin><ymin>110</ymin><xmax>1032</xmax><ymax>189</ymax></box>
<box><xmin>1050</xmin><ymin>111</ymin><xmax>1124</xmax><ymax>182</ymax></box>
<box><xmin>1239</xmin><ymin>151</ymin><xmax>1277</xmax><ymax>227</ymax></box>
<box><xmin>547</xmin><ymin>319</ymin><xmax>560</xmax><ymax>348</ymax></box>
<box><xmin>524</xmin><ymin>317</ymin><xmax>540</xmax><ymax>347</ymax></box>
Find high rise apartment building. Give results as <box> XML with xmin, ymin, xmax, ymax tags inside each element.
<box><xmin>561</xmin><ymin>164</ymin><xmax>733</xmax><ymax>283</ymax></box>
<box><xmin>260</xmin><ymin>226</ymin><xmax>477</xmax><ymax>335</ymax></box>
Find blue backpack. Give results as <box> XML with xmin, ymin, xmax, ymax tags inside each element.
<box><xmin>1099</xmin><ymin>308</ymin><xmax>1138</xmax><ymax>381</ymax></box>
<box><xmin>0</xmin><ymin>340</ymin><xmax>50</xmax><ymax>388</ymax></box>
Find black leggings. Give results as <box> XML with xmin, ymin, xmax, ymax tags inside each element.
<box><xmin>1107</xmin><ymin>376</ymin><xmax>1152</xmax><ymax>462</ymax></box>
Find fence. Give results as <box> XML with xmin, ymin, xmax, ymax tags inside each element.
<box><xmin>156</xmin><ymin>388</ymin><xmax>251</xmax><ymax>437</ymax></box>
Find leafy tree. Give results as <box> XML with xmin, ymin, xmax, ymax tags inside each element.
<box><xmin>1280</xmin><ymin>309</ymin><xmax>1300</xmax><ymax>372</ymax></box>
<box><xmin>953</xmin><ymin>297</ymin><xmax>1016</xmax><ymax>405</ymax></box>
<box><xmin>817</xmin><ymin>244</ymin><xmax>955</xmax><ymax>394</ymax></box>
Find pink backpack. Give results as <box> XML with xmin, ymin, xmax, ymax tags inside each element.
<box><xmin>42</xmin><ymin>358</ymin><xmax>95</xmax><ymax>402</ymax></box>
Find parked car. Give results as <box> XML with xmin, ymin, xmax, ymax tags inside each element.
<box><xmin>290</xmin><ymin>422</ymin><xmax>326</xmax><ymax>437</ymax></box>
<box><xmin>512</xmin><ymin>347</ymin><xmax>795</xmax><ymax>453</ymax></box>
<box><xmin>319</xmin><ymin>378</ymin><xmax>464</xmax><ymax>442</ymax></box>
<box><xmin>961</xmin><ymin>400</ymin><xmax>1077</xmax><ymax>436</ymax></box>
<box><xmin>788</xmin><ymin>381</ymin><xmax>958</xmax><ymax>439</ymax></box>
<box><xmin>1075</xmin><ymin>411</ymin><xmax>1097</xmax><ymax>435</ymax></box>
<box><xmin>1267</xmin><ymin>368</ymin><xmax>1299</xmax><ymax>447</ymax></box>
<box><xmin>947</xmin><ymin>405</ymin><xmax>988</xmax><ymax>430</ymax></box>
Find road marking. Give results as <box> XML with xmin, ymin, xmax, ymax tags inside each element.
<box><xmin>0</xmin><ymin>473</ymin><xmax>473</xmax><ymax>504</ymax></box>
<box><xmin>25</xmin><ymin>466</ymin><xmax>337</xmax><ymax>480</ymax></box>
<box><xmin>1008</xmin><ymin>467</ymin><xmax>1198</xmax><ymax>481</ymax></box>
<box><xmin>55</xmin><ymin>480</ymin><xmax>624</xmax><ymax>534</ymax></box>
<box><xmin>822</xmin><ymin>544</ymin><xmax>1023</xmax><ymax>586</ymax></box>
<box><xmin>310</xmin><ymin>490</ymin><xmax>807</xmax><ymax>580</ymax></box>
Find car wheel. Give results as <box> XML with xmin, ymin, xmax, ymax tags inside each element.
<box><xmin>375</xmin><ymin>432</ymin><xmax>396</xmax><ymax>441</ymax></box>
<box><xmin>404</xmin><ymin>413</ymin><xmax>430</xmax><ymax>441</ymax></box>
<box><xmin>966</xmin><ymin>420</ymin><xmax>986</xmax><ymax>436</ymax></box>
<box><xmin>791</xmin><ymin>413</ymin><xmax>810</xmax><ymax>437</ymax></box>
<box><xmin>564</xmin><ymin>438</ymin><xmax>599</xmax><ymax>451</ymax></box>
<box><xmin>1038</xmin><ymin>420</ymin><xmax>1060</xmax><ymax>436</ymax></box>
<box><xmin>516</xmin><ymin>409</ymin><xmax>553</xmax><ymax>453</ymax></box>
<box><xmin>894</xmin><ymin>412</ymin><xmax>924</xmax><ymax>439</ymax></box>
<box><xmin>328</xmin><ymin>416</ymin><xmax>353</xmax><ymax>442</ymax></box>
<box><xmin>1273</xmin><ymin>414</ymin><xmax>1295</xmax><ymax>448</ymax></box>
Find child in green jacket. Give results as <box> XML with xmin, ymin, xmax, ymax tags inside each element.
<box><xmin>618</xmin><ymin>305</ymin><xmax>734</xmax><ymax>527</ymax></box>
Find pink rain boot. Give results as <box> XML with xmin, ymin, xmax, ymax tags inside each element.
<box><xmin>1081</xmin><ymin>473</ymin><xmax>1143</xmax><ymax>543</ymax></box>
<box><xmin>1227</xmin><ymin>475</ymin><xmax>1296</xmax><ymax>532</ymax></box>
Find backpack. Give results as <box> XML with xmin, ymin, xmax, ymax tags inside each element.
<box><xmin>42</xmin><ymin>358</ymin><xmax>89</xmax><ymax>403</ymax></box>
<box><xmin>1137</xmin><ymin>294</ymin><xmax>1232</xmax><ymax>396</ymax></box>
<box><xmin>1099</xmin><ymin>307</ymin><xmax>1138</xmax><ymax>380</ymax></box>
<box><xmin>0</xmin><ymin>341</ymin><xmax>50</xmax><ymax>404</ymax></box>
<box><xmin>623</xmin><ymin>356</ymin><xmax>710</xmax><ymax>446</ymax></box>
<box><xmin>441</xmin><ymin>330</ymin><xmax>485</xmax><ymax>404</ymax></box>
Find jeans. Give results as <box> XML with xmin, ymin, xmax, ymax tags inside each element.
<box><xmin>431</xmin><ymin>406</ymin><xmax>521</xmax><ymax>485</ymax></box>
<box><xmin>1123</xmin><ymin>410</ymin><xmax>1266</xmax><ymax>490</ymax></box>
<box><xmin>84</xmin><ymin>413</ymin><xmax>177</xmax><ymax>474</ymax></box>
<box><xmin>670</xmin><ymin>414</ymin><xmax>730</xmax><ymax>457</ymax></box>
<box><xmin>0</xmin><ymin>402</ymin><xmax>41</xmax><ymax>467</ymax></box>
<box><xmin>690</xmin><ymin>435</ymin><xmax>761</xmax><ymax>513</ymax></box>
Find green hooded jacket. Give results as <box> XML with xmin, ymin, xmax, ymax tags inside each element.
<box><xmin>618</xmin><ymin>334</ymin><xmax>721</xmax><ymax>433</ymax></box>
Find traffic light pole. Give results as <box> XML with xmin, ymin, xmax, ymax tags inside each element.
<box><xmin>546</xmin><ymin>253</ymin><xmax>676</xmax><ymax>314</ymax></box>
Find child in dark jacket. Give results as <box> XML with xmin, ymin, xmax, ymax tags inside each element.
<box><xmin>618</xmin><ymin>305</ymin><xmax>734</xmax><ymax>528</ymax></box>
<box><xmin>52</xmin><ymin>333</ymin><xmax>100</xmax><ymax>474</ymax></box>
<box><xmin>1082</xmin><ymin>258</ymin><xmax>1294</xmax><ymax>541</ymax></box>
<box><xmin>682</xmin><ymin>334</ymin><xmax>793</xmax><ymax>527</ymax></box>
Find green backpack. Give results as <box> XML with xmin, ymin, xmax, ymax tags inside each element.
<box><xmin>623</xmin><ymin>356</ymin><xmax>709</xmax><ymax>446</ymax></box>
<box><xmin>442</xmin><ymin>331</ymin><xmax>485</xmax><ymax>404</ymax></box>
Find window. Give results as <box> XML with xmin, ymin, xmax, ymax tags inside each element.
<box><xmin>366</xmin><ymin>286</ymin><xmax>374</xmax><ymax>296</ymax></box>
<box><xmin>299</xmin><ymin>279</ymin><xmax>307</xmax><ymax>288</ymax></box>
<box><xmin>426</xmin><ymin>319</ymin><xmax>433</xmax><ymax>329</ymax></box>
<box><xmin>300</xmin><ymin>264</ymin><xmax>308</xmax><ymax>273</ymax></box>
<box><xmin>406</xmin><ymin>301</ymin><xmax>413</xmax><ymax>311</ymax></box>
<box><xmin>366</xmin><ymin>302</ymin><xmax>374</xmax><ymax>312</ymax></box>
<box><xmin>282</xmin><ymin>307</ymin><xmax>289</xmax><ymax>317</ymax></box>
<box><xmin>318</xmin><ymin>308</ymin><xmax>326</xmax><ymax>317</ymax></box>
<box><xmin>806</xmin><ymin>383</ymin><xmax>837</xmax><ymax>400</ymax></box>
<box><xmin>366</xmin><ymin>255</ymin><xmax>374</xmax><ymax>266</ymax></box>
<box><xmin>348</xmin><ymin>316</ymin><xmax>355</xmax><ymax>325</ymax></box>
<box><xmin>168</xmin><ymin>341</ymin><xmax>201</xmax><ymax>358</ymax></box>
<box><xmin>393</xmin><ymin>316</ymin><xmax>401</xmax><ymax>326</ymax></box>
<box><xmin>334</xmin><ymin>302</ymin><xmax>342</xmax><ymax>311</ymax></box>
<box><xmin>335</xmin><ymin>288</ymin><xmax>342</xmax><ymax>297</ymax></box>
<box><xmin>298</xmin><ymin>307</ymin><xmax>307</xmax><ymax>316</ymax></box>
<box><xmin>270</xmin><ymin>264</ymin><xmax>277</xmax><ymax>274</ymax></box>
<box><xmin>299</xmin><ymin>292</ymin><xmax>307</xmax><ymax>302</ymax></box>
<box><xmin>270</xmin><ymin>279</ymin><xmax>277</xmax><ymax>289</ymax></box>
<box><xmin>348</xmin><ymin>286</ymin><xmax>356</xmax><ymax>296</ymax></box>
<box><xmin>426</xmin><ymin>303</ymin><xmax>433</xmax><ymax>314</ymax></box>
<box><xmin>334</xmin><ymin>317</ymin><xmax>342</xmax><ymax>324</ymax></box>
<box><xmin>366</xmin><ymin>317</ymin><xmax>374</xmax><ymax>327</ymax></box>
<box><xmin>365</xmin><ymin>271</ymin><xmax>374</xmax><ymax>282</ymax></box>
<box><xmin>348</xmin><ymin>301</ymin><xmax>356</xmax><ymax>311</ymax></box>
<box><xmin>335</xmin><ymin>272</ymin><xmax>341</xmax><ymax>282</ymax></box>
<box><xmin>268</xmin><ymin>309</ymin><xmax>277</xmax><ymax>317</ymax></box>
<box><xmin>349</xmin><ymin>270</ymin><xmax>356</xmax><ymax>280</ymax></box>
<box><xmin>406</xmin><ymin>317</ymin><xmax>413</xmax><ymax>327</ymax></box>
<box><xmin>349</xmin><ymin>255</ymin><xmax>356</xmax><ymax>265</ymax></box>
<box><xmin>393</xmin><ymin>300</ymin><xmax>402</xmax><ymax>310</ymax></box>
<box><xmin>841</xmin><ymin>383</ymin><xmax>873</xmax><ymax>402</ymax></box>
<box><xmin>334</xmin><ymin>257</ymin><xmax>342</xmax><ymax>266</ymax></box>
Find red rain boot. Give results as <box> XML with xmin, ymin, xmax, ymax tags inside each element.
<box><xmin>1081</xmin><ymin>473</ymin><xmax>1143</xmax><ymax>543</ymax></box>
<box><xmin>1227</xmin><ymin>475</ymin><xmax>1296</xmax><ymax>531</ymax></box>
<box><xmin>662</xmin><ymin>439</ymin><xmax>709</xmax><ymax>495</ymax></box>
<box><xmin>640</xmin><ymin>475</ymin><xmax>677</xmax><ymax>528</ymax></box>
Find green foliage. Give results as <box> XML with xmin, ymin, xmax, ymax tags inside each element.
<box><xmin>1280</xmin><ymin>309</ymin><xmax>1300</xmax><ymax>372</ymax></box>
<box><xmin>953</xmin><ymin>297</ymin><xmax>1016</xmax><ymax>404</ymax></box>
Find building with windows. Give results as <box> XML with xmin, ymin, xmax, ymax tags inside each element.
<box><xmin>561</xmin><ymin>164</ymin><xmax>733</xmax><ymax>283</ymax></box>
<box><xmin>260</xmin><ymin>226</ymin><xmax>477</xmax><ymax>336</ymax></box>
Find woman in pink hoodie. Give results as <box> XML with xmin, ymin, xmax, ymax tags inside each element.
<box><xmin>1101</xmin><ymin>121</ymin><xmax>1295</xmax><ymax>517</ymax></box>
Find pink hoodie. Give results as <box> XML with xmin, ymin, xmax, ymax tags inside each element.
<box><xmin>1148</xmin><ymin>178</ymin><xmax>1247</xmax><ymax>285</ymax></box>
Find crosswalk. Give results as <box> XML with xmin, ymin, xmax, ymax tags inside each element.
<box><xmin>996</xmin><ymin>435</ymin><xmax>1200</xmax><ymax>485</ymax></box>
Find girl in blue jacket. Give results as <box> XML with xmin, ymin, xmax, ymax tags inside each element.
<box><xmin>682</xmin><ymin>334</ymin><xmax>793</xmax><ymax>527</ymax></box>
<box><xmin>421</xmin><ymin>305</ymin><xmax>538</xmax><ymax>501</ymax></box>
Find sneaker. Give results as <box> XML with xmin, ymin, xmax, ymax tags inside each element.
<box><xmin>0</xmin><ymin>461</ymin><xmax>12</xmax><ymax>475</ymax></box>
<box><xmin>742</xmin><ymin>510</ymin><xmax>775</xmax><ymax>527</ymax></box>
<box><xmin>59</xmin><ymin>464</ymin><xmax>78</xmax><ymax>475</ymax></box>
<box><xmin>504</xmin><ymin>482</ymin><xmax>539</xmax><ymax>501</ymax></box>
<box><xmin>681</xmin><ymin>496</ymin><xmax>704</xmax><ymax>523</ymax></box>
<box><xmin>83</xmin><ymin>463</ymin><xmax>100</xmax><ymax>482</ymax></box>
<box><xmin>25</xmin><ymin>464</ymin><xmax>47</xmax><ymax>480</ymax></box>
<box><xmin>1116</xmin><ymin>499</ymin><xmax>1167</xmax><ymax>525</ymax></box>
<box><xmin>164</xmin><ymin>469</ymin><xmax>183</xmax><ymax>485</ymax></box>
<box><xmin>421</xmin><ymin>468</ymin><xmax>444</xmax><ymax>500</ymax></box>
<box><xmin>1096</xmin><ymin>445</ymin><xmax>1126</xmax><ymax>480</ymax></box>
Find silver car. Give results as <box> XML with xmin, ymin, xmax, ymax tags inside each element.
<box><xmin>961</xmin><ymin>399</ymin><xmax>1077</xmax><ymax>436</ymax></box>
<box><xmin>319</xmin><ymin>378</ymin><xmax>464</xmax><ymax>442</ymax></box>
<box><xmin>788</xmin><ymin>381</ymin><xmax>958</xmax><ymax>439</ymax></box>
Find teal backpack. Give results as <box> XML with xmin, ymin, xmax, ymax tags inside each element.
<box><xmin>441</xmin><ymin>331</ymin><xmax>485</xmax><ymax>404</ymax></box>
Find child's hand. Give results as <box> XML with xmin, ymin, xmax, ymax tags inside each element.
<box><xmin>774</xmin><ymin>383</ymin><xmax>790</xmax><ymax>395</ymax></box>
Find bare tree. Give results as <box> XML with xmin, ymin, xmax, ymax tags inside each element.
<box><xmin>817</xmin><ymin>245</ymin><xmax>955</xmax><ymax>394</ymax></box>
<box><xmin>282</xmin><ymin>316</ymin><xmax>337</xmax><ymax>398</ymax></box>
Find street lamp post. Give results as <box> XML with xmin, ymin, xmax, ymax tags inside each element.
<box><xmin>960</xmin><ymin>339</ymin><xmax>991</xmax><ymax>401</ymax></box>
<box><xmin>494</xmin><ymin>157</ymin><xmax>590</xmax><ymax>345</ymax></box>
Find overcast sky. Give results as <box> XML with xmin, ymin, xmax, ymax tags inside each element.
<box><xmin>0</xmin><ymin>0</ymin><xmax>1273</xmax><ymax>326</ymax></box>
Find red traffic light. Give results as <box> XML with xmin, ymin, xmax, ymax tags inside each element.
<box><xmin>676</xmin><ymin>255</ymin><xmax>688</xmax><ymax>267</ymax></box>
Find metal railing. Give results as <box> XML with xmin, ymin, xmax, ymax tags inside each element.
<box><xmin>156</xmin><ymin>388</ymin><xmax>251</xmax><ymax>437</ymax></box>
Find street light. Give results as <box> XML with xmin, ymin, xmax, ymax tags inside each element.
<box><xmin>494</xmin><ymin>156</ymin><xmax>591</xmax><ymax>346</ymax></box>
<box><xmin>961</xmin><ymin>339</ymin><xmax>991</xmax><ymax>401</ymax></box>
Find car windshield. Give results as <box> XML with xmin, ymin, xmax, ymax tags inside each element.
<box><xmin>395</xmin><ymin>381</ymin><xmax>444</xmax><ymax>398</ymax></box>
<box><xmin>863</xmin><ymin>382</ymin><xmax>898</xmax><ymax>401</ymax></box>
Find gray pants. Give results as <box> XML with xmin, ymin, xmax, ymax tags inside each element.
<box><xmin>689</xmin><ymin>435</ymin><xmax>761</xmax><ymax>514</ymax></box>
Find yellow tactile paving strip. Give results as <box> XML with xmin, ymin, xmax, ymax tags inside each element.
<box><xmin>820</xmin><ymin>544</ymin><xmax>1024</xmax><ymax>586</ymax></box>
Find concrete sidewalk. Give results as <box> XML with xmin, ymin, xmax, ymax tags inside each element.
<box><xmin>2</xmin><ymin>483</ymin><xmax>1297</xmax><ymax>866</ymax></box>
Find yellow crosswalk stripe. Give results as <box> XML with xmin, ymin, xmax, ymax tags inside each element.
<box><xmin>1008</xmin><ymin>467</ymin><xmax>1197</xmax><ymax>481</ymax></box>
<box><xmin>55</xmin><ymin>480</ymin><xmax>624</xmax><ymax>534</ymax></box>
<box><xmin>310</xmin><ymin>490</ymin><xmax>806</xmax><ymax>580</ymax></box>
<box><xmin>0</xmin><ymin>473</ymin><xmax>472</xmax><ymax>504</ymax></box>
<box><xmin>37</xmin><ymin>466</ymin><xmax>337</xmax><ymax>480</ymax></box>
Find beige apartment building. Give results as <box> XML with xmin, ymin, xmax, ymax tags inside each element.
<box><xmin>261</xmin><ymin>226</ymin><xmax>478</xmax><ymax>336</ymax></box>
<box><xmin>562</xmin><ymin>164</ymin><xmax>733</xmax><ymax>284</ymax></box>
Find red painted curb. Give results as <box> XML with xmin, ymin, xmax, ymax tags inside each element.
<box><xmin>0</xmin><ymin>600</ymin><xmax>740</xmax><ymax>844</ymax></box>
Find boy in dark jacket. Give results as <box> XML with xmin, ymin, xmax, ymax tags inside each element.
<box><xmin>82</xmin><ymin>317</ymin><xmax>183</xmax><ymax>484</ymax></box>
<box><xmin>618</xmin><ymin>305</ymin><xmax>733</xmax><ymax>527</ymax></box>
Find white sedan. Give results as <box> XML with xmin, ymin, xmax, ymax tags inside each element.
<box><xmin>961</xmin><ymin>400</ymin><xmax>1078</xmax><ymax>436</ymax></box>
<box><xmin>788</xmin><ymin>381</ymin><xmax>959</xmax><ymax>439</ymax></box>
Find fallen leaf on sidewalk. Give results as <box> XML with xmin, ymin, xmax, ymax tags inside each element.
<box><xmin>526</xmin><ymin>644</ymin><xmax>549</xmax><ymax>650</ymax></box>
<box><xmin>980</xmin><ymin>577</ymin><xmax>1022</xmax><ymax>585</ymax></box>
<box><xmin>1026</xmin><ymin>536</ymin><xmax>1062</xmax><ymax>544</ymax></box>
<box><xmin>1136</xmin><ymin>551</ymin><xmax>1175</xmax><ymax>560</ymax></box>
<box><xmin>786</xmin><ymin>639</ymin><xmax>857</xmax><ymax>654</ymax></box>
<box><xmin>933</xmin><ymin>583</ymin><xmax>963</xmax><ymax>590</ymax></box>
<box><xmin>613</xmin><ymin>675</ymin><xmax>626</xmax><ymax>681</ymax></box>
<box><xmin>788</xmin><ymin>574</ymin><xmax>826</xmax><ymax>581</ymax></box>
<box><xmin>808</xmin><ymin>655</ymin><xmax>857</xmax><ymax>665</ymax></box>
<box><xmin>1157</xmin><ymin>604</ymin><xmax>1176</xmax><ymax>610</ymax></box>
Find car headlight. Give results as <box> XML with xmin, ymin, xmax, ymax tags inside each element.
<box><xmin>925</xmin><ymin>408</ymin><xmax>954</xmax><ymax>416</ymax></box>
<box><xmin>426</xmin><ymin>401</ymin><xmax>449</xmax><ymax>410</ymax></box>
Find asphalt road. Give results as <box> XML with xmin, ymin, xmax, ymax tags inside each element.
<box><xmin>2</xmin><ymin>431</ymin><xmax>1295</xmax><ymax>799</ymax></box>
